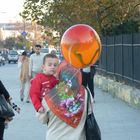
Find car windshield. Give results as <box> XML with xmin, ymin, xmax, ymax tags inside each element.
<box><xmin>41</xmin><ymin>48</ymin><xmax>49</xmax><ymax>53</ymax></box>
<box><xmin>9</xmin><ymin>51</ymin><xmax>18</xmax><ymax>55</ymax></box>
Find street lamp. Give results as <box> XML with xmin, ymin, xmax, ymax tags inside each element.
<box><xmin>21</xmin><ymin>19</ymin><xmax>27</xmax><ymax>50</ymax></box>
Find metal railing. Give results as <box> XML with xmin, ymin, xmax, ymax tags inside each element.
<box><xmin>97</xmin><ymin>33</ymin><xmax>140</xmax><ymax>89</ymax></box>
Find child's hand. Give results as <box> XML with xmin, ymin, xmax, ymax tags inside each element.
<box><xmin>38</xmin><ymin>107</ymin><xmax>45</xmax><ymax>113</ymax></box>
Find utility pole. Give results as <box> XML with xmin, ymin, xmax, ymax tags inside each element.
<box><xmin>21</xmin><ymin>19</ymin><xmax>27</xmax><ymax>50</ymax></box>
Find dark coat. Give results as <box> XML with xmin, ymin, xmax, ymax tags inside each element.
<box><xmin>90</xmin><ymin>65</ymin><xmax>96</xmax><ymax>77</ymax></box>
<box><xmin>0</xmin><ymin>81</ymin><xmax>10</xmax><ymax>140</ymax></box>
<box><xmin>0</xmin><ymin>80</ymin><xmax>10</xmax><ymax>100</ymax></box>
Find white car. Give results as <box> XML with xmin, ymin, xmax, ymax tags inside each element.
<box><xmin>8</xmin><ymin>50</ymin><xmax>19</xmax><ymax>64</ymax></box>
<box><xmin>41</xmin><ymin>48</ymin><xmax>49</xmax><ymax>54</ymax></box>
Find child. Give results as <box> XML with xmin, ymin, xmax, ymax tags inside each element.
<box><xmin>29</xmin><ymin>53</ymin><xmax>59</xmax><ymax>113</ymax></box>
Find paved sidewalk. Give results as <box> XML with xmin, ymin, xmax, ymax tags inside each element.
<box><xmin>1</xmin><ymin>64</ymin><xmax>140</xmax><ymax>140</ymax></box>
<box><xmin>0</xmin><ymin>65</ymin><xmax>46</xmax><ymax>140</ymax></box>
<box><xmin>94</xmin><ymin>87</ymin><xmax>140</xmax><ymax>140</ymax></box>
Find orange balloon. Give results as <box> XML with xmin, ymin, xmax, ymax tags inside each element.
<box><xmin>60</xmin><ymin>24</ymin><xmax>102</xmax><ymax>68</ymax></box>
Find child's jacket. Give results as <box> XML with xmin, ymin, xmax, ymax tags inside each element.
<box><xmin>30</xmin><ymin>73</ymin><xmax>59</xmax><ymax>111</ymax></box>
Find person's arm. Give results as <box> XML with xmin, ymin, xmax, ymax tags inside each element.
<box><xmin>17</xmin><ymin>55</ymin><xmax>23</xmax><ymax>68</ymax></box>
<box><xmin>29</xmin><ymin>75</ymin><xmax>42</xmax><ymax>112</ymax></box>
<box><xmin>0</xmin><ymin>80</ymin><xmax>10</xmax><ymax>100</ymax></box>
<box><xmin>36</xmin><ymin>98</ymin><xmax>49</xmax><ymax>124</ymax></box>
<box><xmin>18</xmin><ymin>61</ymin><xmax>22</xmax><ymax>69</ymax></box>
<box><xmin>51</xmin><ymin>76</ymin><xmax>59</xmax><ymax>88</ymax></box>
<box><xmin>29</xmin><ymin>56</ymin><xmax>33</xmax><ymax>78</ymax></box>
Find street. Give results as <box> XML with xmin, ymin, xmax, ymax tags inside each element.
<box><xmin>0</xmin><ymin>64</ymin><xmax>46</xmax><ymax>140</ymax></box>
<box><xmin>1</xmin><ymin>63</ymin><xmax>140</xmax><ymax>140</ymax></box>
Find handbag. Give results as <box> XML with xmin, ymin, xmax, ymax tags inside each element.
<box><xmin>85</xmin><ymin>89</ymin><xmax>101</xmax><ymax>140</ymax></box>
<box><xmin>0</xmin><ymin>94</ymin><xmax>15</xmax><ymax>118</ymax></box>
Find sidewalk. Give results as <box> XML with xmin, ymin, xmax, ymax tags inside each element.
<box><xmin>1</xmin><ymin>65</ymin><xmax>140</xmax><ymax>140</ymax></box>
<box><xmin>1</xmin><ymin>65</ymin><xmax>46</xmax><ymax>140</ymax></box>
<box><xmin>94</xmin><ymin>87</ymin><xmax>140</xmax><ymax>140</ymax></box>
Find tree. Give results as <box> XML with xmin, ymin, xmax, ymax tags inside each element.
<box><xmin>3</xmin><ymin>37</ymin><xmax>15</xmax><ymax>49</ymax></box>
<box><xmin>21</xmin><ymin>0</ymin><xmax>140</xmax><ymax>40</ymax></box>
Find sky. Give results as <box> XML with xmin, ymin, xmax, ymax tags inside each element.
<box><xmin>0</xmin><ymin>0</ymin><xmax>24</xmax><ymax>23</ymax></box>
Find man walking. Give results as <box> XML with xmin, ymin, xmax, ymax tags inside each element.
<box><xmin>29</xmin><ymin>44</ymin><xmax>44</xmax><ymax>79</ymax></box>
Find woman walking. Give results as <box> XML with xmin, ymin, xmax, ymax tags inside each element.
<box><xmin>36</xmin><ymin>61</ymin><xmax>93</xmax><ymax>140</ymax></box>
<box><xmin>18</xmin><ymin>51</ymin><xmax>30</xmax><ymax>102</ymax></box>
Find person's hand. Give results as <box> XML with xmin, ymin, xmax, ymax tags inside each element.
<box><xmin>38</xmin><ymin>107</ymin><xmax>45</xmax><ymax>113</ymax></box>
<box><xmin>16</xmin><ymin>108</ymin><xmax>21</xmax><ymax>114</ymax></box>
<box><xmin>7</xmin><ymin>97</ymin><xmax>12</xmax><ymax>103</ymax></box>
<box><xmin>54</xmin><ymin>72</ymin><xmax>58</xmax><ymax>79</ymax></box>
<box><xmin>18</xmin><ymin>55</ymin><xmax>23</xmax><ymax>62</ymax></box>
<box><xmin>5</xmin><ymin>117</ymin><xmax>13</xmax><ymax>122</ymax></box>
<box><xmin>29</xmin><ymin>75</ymin><xmax>32</xmax><ymax>80</ymax></box>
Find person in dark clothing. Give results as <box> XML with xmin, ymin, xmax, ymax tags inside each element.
<box><xmin>0</xmin><ymin>80</ymin><xmax>21</xmax><ymax>140</ymax></box>
<box><xmin>0</xmin><ymin>117</ymin><xmax>5</xmax><ymax>140</ymax></box>
<box><xmin>0</xmin><ymin>80</ymin><xmax>11</xmax><ymax>140</ymax></box>
<box><xmin>30</xmin><ymin>48</ymin><xmax>35</xmax><ymax>56</ymax></box>
<box><xmin>81</xmin><ymin>65</ymin><xmax>96</xmax><ymax>98</ymax></box>
<box><xmin>0</xmin><ymin>81</ymin><xmax>20</xmax><ymax>140</ymax></box>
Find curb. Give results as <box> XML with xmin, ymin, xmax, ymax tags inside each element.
<box><xmin>94</xmin><ymin>74</ymin><xmax>140</xmax><ymax>110</ymax></box>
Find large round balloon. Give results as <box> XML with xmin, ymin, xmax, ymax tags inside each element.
<box><xmin>60</xmin><ymin>24</ymin><xmax>102</xmax><ymax>68</ymax></box>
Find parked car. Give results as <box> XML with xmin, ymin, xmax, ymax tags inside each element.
<box><xmin>8</xmin><ymin>50</ymin><xmax>19</xmax><ymax>64</ymax></box>
<box><xmin>0</xmin><ymin>54</ymin><xmax>5</xmax><ymax>66</ymax></box>
<box><xmin>41</xmin><ymin>48</ymin><xmax>49</xmax><ymax>54</ymax></box>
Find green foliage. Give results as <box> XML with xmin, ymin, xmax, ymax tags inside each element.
<box><xmin>3</xmin><ymin>37</ymin><xmax>15</xmax><ymax>49</ymax></box>
<box><xmin>102</xmin><ymin>20</ymin><xmax>140</xmax><ymax>36</ymax></box>
<box><xmin>21</xmin><ymin>0</ymin><xmax>140</xmax><ymax>40</ymax></box>
<box><xmin>3</xmin><ymin>35</ymin><xmax>32</xmax><ymax>50</ymax></box>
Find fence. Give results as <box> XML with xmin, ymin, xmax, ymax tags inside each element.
<box><xmin>97</xmin><ymin>33</ymin><xmax>140</xmax><ymax>89</ymax></box>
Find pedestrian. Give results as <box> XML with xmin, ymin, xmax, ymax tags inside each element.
<box><xmin>30</xmin><ymin>53</ymin><xmax>59</xmax><ymax>113</ymax></box>
<box><xmin>81</xmin><ymin>65</ymin><xmax>96</xmax><ymax>99</ymax></box>
<box><xmin>17</xmin><ymin>54</ymin><xmax>22</xmax><ymax>78</ymax></box>
<box><xmin>50</xmin><ymin>50</ymin><xmax>56</xmax><ymax>55</ymax></box>
<box><xmin>37</xmin><ymin>61</ymin><xmax>93</xmax><ymax>140</ymax></box>
<box><xmin>0</xmin><ymin>80</ymin><xmax>20</xmax><ymax>140</ymax></box>
<box><xmin>18</xmin><ymin>51</ymin><xmax>30</xmax><ymax>103</ymax></box>
<box><xmin>29</xmin><ymin>48</ymin><xmax>35</xmax><ymax>56</ymax></box>
<box><xmin>29</xmin><ymin>44</ymin><xmax>45</xmax><ymax>79</ymax></box>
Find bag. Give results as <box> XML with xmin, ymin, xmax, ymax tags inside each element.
<box><xmin>0</xmin><ymin>95</ymin><xmax>15</xmax><ymax>118</ymax></box>
<box><xmin>85</xmin><ymin>89</ymin><xmax>101</xmax><ymax>140</ymax></box>
<box><xmin>85</xmin><ymin>113</ymin><xmax>101</xmax><ymax>140</ymax></box>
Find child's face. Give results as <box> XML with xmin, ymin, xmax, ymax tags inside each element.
<box><xmin>42</xmin><ymin>57</ymin><xmax>59</xmax><ymax>75</ymax></box>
